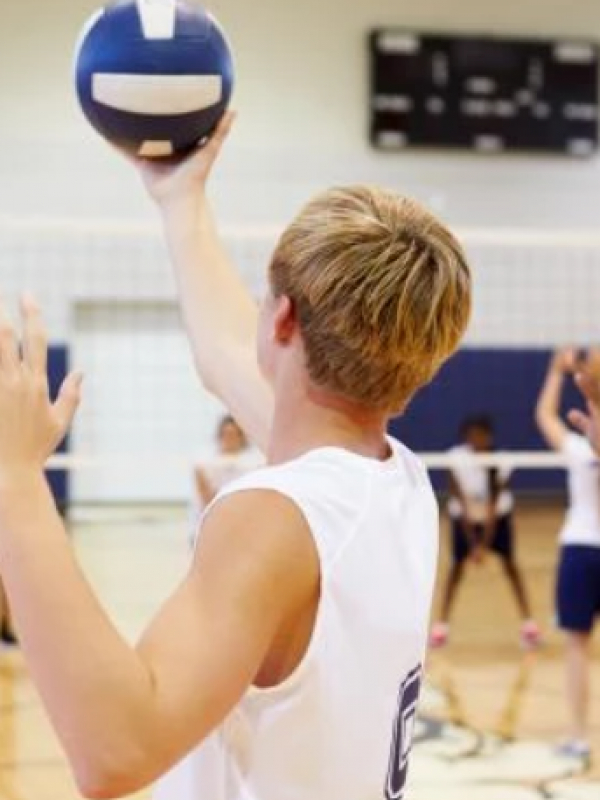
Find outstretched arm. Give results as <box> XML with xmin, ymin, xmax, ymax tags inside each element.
<box><xmin>137</xmin><ymin>114</ymin><xmax>273</xmax><ymax>451</ymax></box>
<box><xmin>0</xmin><ymin>300</ymin><xmax>317</xmax><ymax>798</ymax></box>
<box><xmin>535</xmin><ymin>350</ymin><xmax>571</xmax><ymax>451</ymax></box>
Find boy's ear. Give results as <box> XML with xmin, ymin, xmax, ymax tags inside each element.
<box><xmin>272</xmin><ymin>295</ymin><xmax>297</xmax><ymax>344</ymax></box>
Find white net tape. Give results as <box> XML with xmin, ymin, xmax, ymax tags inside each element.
<box><xmin>46</xmin><ymin>451</ymin><xmax>566</xmax><ymax>471</ymax></box>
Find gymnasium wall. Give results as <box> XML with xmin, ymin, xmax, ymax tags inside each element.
<box><xmin>391</xmin><ymin>348</ymin><xmax>583</xmax><ymax>494</ymax></box>
<box><xmin>0</xmin><ymin>0</ymin><xmax>600</xmax><ymax>229</ymax></box>
<box><xmin>0</xmin><ymin>0</ymin><xmax>599</xmax><ymax>338</ymax></box>
<box><xmin>0</xmin><ymin>0</ymin><xmax>599</xmax><ymax>501</ymax></box>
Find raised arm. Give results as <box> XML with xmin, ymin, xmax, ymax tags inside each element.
<box><xmin>137</xmin><ymin>114</ymin><xmax>273</xmax><ymax>451</ymax></box>
<box><xmin>535</xmin><ymin>349</ymin><xmax>571</xmax><ymax>451</ymax></box>
<box><xmin>0</xmin><ymin>300</ymin><xmax>317</xmax><ymax>798</ymax></box>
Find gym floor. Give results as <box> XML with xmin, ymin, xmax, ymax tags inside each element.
<box><xmin>0</xmin><ymin>502</ymin><xmax>598</xmax><ymax>800</ymax></box>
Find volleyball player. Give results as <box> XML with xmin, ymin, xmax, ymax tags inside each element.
<box><xmin>190</xmin><ymin>415</ymin><xmax>262</xmax><ymax>543</ymax></box>
<box><xmin>430</xmin><ymin>416</ymin><xmax>540</xmax><ymax>649</ymax></box>
<box><xmin>193</xmin><ymin>415</ymin><xmax>261</xmax><ymax>511</ymax></box>
<box><xmin>0</xmin><ymin>116</ymin><xmax>471</xmax><ymax>800</ymax></box>
<box><xmin>536</xmin><ymin>348</ymin><xmax>600</xmax><ymax>759</ymax></box>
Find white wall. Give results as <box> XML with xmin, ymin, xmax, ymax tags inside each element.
<box><xmin>1</xmin><ymin>0</ymin><xmax>600</xmax><ymax>493</ymax></box>
<box><xmin>1</xmin><ymin>0</ymin><xmax>600</xmax><ymax>228</ymax></box>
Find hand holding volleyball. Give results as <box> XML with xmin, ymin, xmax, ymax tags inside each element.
<box><xmin>74</xmin><ymin>0</ymin><xmax>234</xmax><ymax>158</ymax></box>
<box><xmin>136</xmin><ymin>111</ymin><xmax>235</xmax><ymax>206</ymax></box>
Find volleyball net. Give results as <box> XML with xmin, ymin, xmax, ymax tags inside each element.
<box><xmin>0</xmin><ymin>213</ymin><xmax>597</xmax><ymax>507</ymax></box>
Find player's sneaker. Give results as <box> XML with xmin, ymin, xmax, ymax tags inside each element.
<box><xmin>520</xmin><ymin>620</ymin><xmax>542</xmax><ymax>649</ymax></box>
<box><xmin>430</xmin><ymin>622</ymin><xmax>449</xmax><ymax>649</ymax></box>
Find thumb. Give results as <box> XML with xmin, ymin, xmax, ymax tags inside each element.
<box><xmin>53</xmin><ymin>372</ymin><xmax>83</xmax><ymax>432</ymax></box>
<box><xmin>568</xmin><ymin>408</ymin><xmax>591</xmax><ymax>437</ymax></box>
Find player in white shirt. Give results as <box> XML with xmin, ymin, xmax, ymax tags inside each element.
<box><xmin>0</xmin><ymin>115</ymin><xmax>471</xmax><ymax>800</ymax></box>
<box><xmin>536</xmin><ymin>348</ymin><xmax>600</xmax><ymax>760</ymax></box>
<box><xmin>190</xmin><ymin>415</ymin><xmax>262</xmax><ymax>546</ymax></box>
<box><xmin>430</xmin><ymin>416</ymin><xmax>539</xmax><ymax>649</ymax></box>
<box><xmin>191</xmin><ymin>415</ymin><xmax>263</xmax><ymax>530</ymax></box>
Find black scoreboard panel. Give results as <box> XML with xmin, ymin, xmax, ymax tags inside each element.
<box><xmin>370</xmin><ymin>31</ymin><xmax>599</xmax><ymax>156</ymax></box>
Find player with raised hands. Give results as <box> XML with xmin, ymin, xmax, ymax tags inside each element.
<box><xmin>0</xmin><ymin>115</ymin><xmax>471</xmax><ymax>800</ymax></box>
<box><xmin>536</xmin><ymin>347</ymin><xmax>600</xmax><ymax>760</ymax></box>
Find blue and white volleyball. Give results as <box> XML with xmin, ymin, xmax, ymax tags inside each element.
<box><xmin>74</xmin><ymin>0</ymin><xmax>234</xmax><ymax>157</ymax></box>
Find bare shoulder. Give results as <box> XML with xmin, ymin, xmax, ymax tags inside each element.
<box><xmin>191</xmin><ymin>489</ymin><xmax>320</xmax><ymax>620</ymax></box>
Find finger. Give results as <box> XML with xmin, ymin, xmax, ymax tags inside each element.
<box><xmin>20</xmin><ymin>294</ymin><xmax>48</xmax><ymax>376</ymax></box>
<box><xmin>214</xmin><ymin>109</ymin><xmax>236</xmax><ymax>140</ymax></box>
<box><xmin>0</xmin><ymin>299</ymin><xmax>20</xmax><ymax>375</ymax></box>
<box><xmin>53</xmin><ymin>372</ymin><xmax>83</xmax><ymax>434</ymax></box>
<box><xmin>563</xmin><ymin>348</ymin><xmax>578</xmax><ymax>372</ymax></box>
<box><xmin>567</xmin><ymin>409</ymin><xmax>591</xmax><ymax>437</ymax></box>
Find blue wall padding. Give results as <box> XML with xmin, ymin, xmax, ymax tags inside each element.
<box><xmin>390</xmin><ymin>348</ymin><xmax>583</xmax><ymax>493</ymax></box>
<box><xmin>48</xmin><ymin>346</ymin><xmax>69</xmax><ymax>509</ymax></box>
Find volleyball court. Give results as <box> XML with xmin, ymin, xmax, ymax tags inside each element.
<box><xmin>0</xmin><ymin>215</ymin><xmax>599</xmax><ymax>800</ymax></box>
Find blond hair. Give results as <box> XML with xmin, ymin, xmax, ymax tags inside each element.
<box><xmin>269</xmin><ymin>185</ymin><xmax>471</xmax><ymax>414</ymax></box>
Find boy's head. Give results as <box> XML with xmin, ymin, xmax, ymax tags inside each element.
<box><xmin>217</xmin><ymin>415</ymin><xmax>247</xmax><ymax>454</ymax></box>
<box><xmin>259</xmin><ymin>185</ymin><xmax>471</xmax><ymax>415</ymax></box>
<box><xmin>460</xmin><ymin>416</ymin><xmax>494</xmax><ymax>452</ymax></box>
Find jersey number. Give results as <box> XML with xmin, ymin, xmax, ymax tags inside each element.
<box><xmin>385</xmin><ymin>665</ymin><xmax>423</xmax><ymax>800</ymax></box>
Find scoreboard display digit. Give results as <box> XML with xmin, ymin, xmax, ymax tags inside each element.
<box><xmin>369</xmin><ymin>31</ymin><xmax>599</xmax><ymax>156</ymax></box>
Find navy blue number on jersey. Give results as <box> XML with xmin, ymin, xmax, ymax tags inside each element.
<box><xmin>385</xmin><ymin>665</ymin><xmax>423</xmax><ymax>800</ymax></box>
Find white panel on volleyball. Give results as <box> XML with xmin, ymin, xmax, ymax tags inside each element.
<box><xmin>71</xmin><ymin>301</ymin><xmax>224</xmax><ymax>504</ymax></box>
<box><xmin>136</xmin><ymin>0</ymin><xmax>177</xmax><ymax>40</ymax></box>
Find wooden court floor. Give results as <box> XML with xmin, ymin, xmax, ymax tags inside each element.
<box><xmin>0</xmin><ymin>502</ymin><xmax>598</xmax><ymax>800</ymax></box>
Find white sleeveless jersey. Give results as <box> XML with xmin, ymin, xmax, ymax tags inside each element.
<box><xmin>446</xmin><ymin>444</ymin><xmax>513</xmax><ymax>521</ymax></box>
<box><xmin>155</xmin><ymin>437</ymin><xmax>438</xmax><ymax>800</ymax></box>
<box><xmin>560</xmin><ymin>433</ymin><xmax>600</xmax><ymax>547</ymax></box>
<box><xmin>196</xmin><ymin>450</ymin><xmax>265</xmax><ymax>497</ymax></box>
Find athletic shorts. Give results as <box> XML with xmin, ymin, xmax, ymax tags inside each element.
<box><xmin>451</xmin><ymin>514</ymin><xmax>513</xmax><ymax>563</ymax></box>
<box><xmin>556</xmin><ymin>545</ymin><xmax>600</xmax><ymax>633</ymax></box>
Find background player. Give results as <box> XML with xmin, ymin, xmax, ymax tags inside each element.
<box><xmin>190</xmin><ymin>415</ymin><xmax>263</xmax><ymax>543</ymax></box>
<box><xmin>431</xmin><ymin>416</ymin><xmax>540</xmax><ymax>648</ymax></box>
<box><xmin>193</xmin><ymin>415</ymin><xmax>261</xmax><ymax>510</ymax></box>
<box><xmin>536</xmin><ymin>348</ymin><xmax>600</xmax><ymax>759</ymax></box>
<box><xmin>0</xmin><ymin>116</ymin><xmax>472</xmax><ymax>800</ymax></box>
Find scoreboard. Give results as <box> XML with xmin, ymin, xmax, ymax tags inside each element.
<box><xmin>369</xmin><ymin>31</ymin><xmax>599</xmax><ymax>156</ymax></box>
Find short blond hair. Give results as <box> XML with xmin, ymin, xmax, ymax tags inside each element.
<box><xmin>269</xmin><ymin>186</ymin><xmax>471</xmax><ymax>414</ymax></box>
